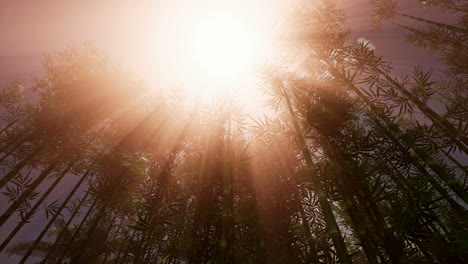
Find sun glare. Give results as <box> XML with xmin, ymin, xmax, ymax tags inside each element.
<box><xmin>185</xmin><ymin>14</ymin><xmax>260</xmax><ymax>80</ymax></box>
<box><xmin>148</xmin><ymin>2</ymin><xmax>270</xmax><ymax>99</ymax></box>
<box><xmin>180</xmin><ymin>13</ymin><xmax>266</xmax><ymax>97</ymax></box>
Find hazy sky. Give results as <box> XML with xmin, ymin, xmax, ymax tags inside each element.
<box><xmin>0</xmin><ymin>0</ymin><xmax>448</xmax><ymax>87</ymax></box>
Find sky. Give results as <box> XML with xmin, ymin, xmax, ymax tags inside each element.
<box><xmin>0</xmin><ymin>0</ymin><xmax>450</xmax><ymax>108</ymax></box>
<box><xmin>1</xmin><ymin>0</ymin><xmax>289</xmax><ymax>116</ymax></box>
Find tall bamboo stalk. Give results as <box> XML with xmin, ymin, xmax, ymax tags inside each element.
<box><xmin>277</xmin><ymin>149</ymin><xmax>320</xmax><ymax>263</ymax></box>
<box><xmin>69</xmin><ymin>199</ymin><xmax>110</xmax><ymax>263</ymax></box>
<box><xmin>218</xmin><ymin>118</ymin><xmax>233</xmax><ymax>264</ymax></box>
<box><xmin>0</xmin><ymin>165</ymin><xmax>72</xmax><ymax>252</ymax></box>
<box><xmin>0</xmin><ymin>160</ymin><xmax>64</xmax><ymax>227</ymax></box>
<box><xmin>334</xmin><ymin>165</ymin><xmax>379</xmax><ymax>264</ymax></box>
<box><xmin>282</xmin><ymin>86</ymin><xmax>353</xmax><ymax>264</ymax></box>
<box><xmin>374</xmin><ymin>67</ymin><xmax>468</xmax><ymax>154</ymax></box>
<box><xmin>396</xmin><ymin>12</ymin><xmax>468</xmax><ymax>35</ymax></box>
<box><xmin>18</xmin><ymin>170</ymin><xmax>91</xmax><ymax>263</ymax></box>
<box><xmin>0</xmin><ymin>143</ymin><xmax>43</xmax><ymax>189</ymax></box>
<box><xmin>327</xmin><ymin>64</ymin><xmax>468</xmax><ymax>206</ymax></box>
<box><xmin>42</xmin><ymin>188</ymin><xmax>94</xmax><ymax>263</ymax></box>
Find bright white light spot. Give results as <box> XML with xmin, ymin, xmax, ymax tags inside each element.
<box><xmin>186</xmin><ymin>15</ymin><xmax>259</xmax><ymax>80</ymax></box>
<box><xmin>145</xmin><ymin>2</ymin><xmax>270</xmax><ymax>100</ymax></box>
<box><xmin>357</xmin><ymin>37</ymin><xmax>376</xmax><ymax>51</ymax></box>
<box><xmin>179</xmin><ymin>13</ymin><xmax>265</xmax><ymax>97</ymax></box>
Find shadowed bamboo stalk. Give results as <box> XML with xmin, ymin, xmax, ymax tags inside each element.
<box><xmin>118</xmin><ymin>229</ymin><xmax>138</xmax><ymax>264</ymax></box>
<box><xmin>41</xmin><ymin>188</ymin><xmax>94</xmax><ymax>263</ymax></box>
<box><xmin>0</xmin><ymin>164</ymin><xmax>72</xmax><ymax>252</ymax></box>
<box><xmin>110</xmin><ymin>216</ymin><xmax>133</xmax><ymax>263</ymax></box>
<box><xmin>357</xmin><ymin>180</ymin><xmax>402</xmax><ymax>263</ymax></box>
<box><xmin>396</xmin><ymin>12</ymin><xmax>468</xmax><ymax>35</ymax></box>
<box><xmin>18</xmin><ymin>170</ymin><xmax>91</xmax><ymax>263</ymax></box>
<box><xmin>0</xmin><ymin>160</ymin><xmax>64</xmax><ymax>227</ymax></box>
<box><xmin>282</xmin><ymin>85</ymin><xmax>353</xmax><ymax>264</ymax></box>
<box><xmin>332</xmin><ymin>163</ymin><xmax>379</xmax><ymax>264</ymax></box>
<box><xmin>101</xmin><ymin>216</ymin><xmax>126</xmax><ymax>263</ymax></box>
<box><xmin>278</xmin><ymin>149</ymin><xmax>321</xmax><ymax>263</ymax></box>
<box><xmin>313</xmin><ymin>116</ymin><xmax>380</xmax><ymax>263</ymax></box>
<box><xmin>373</xmin><ymin>67</ymin><xmax>468</xmax><ymax>154</ymax></box>
<box><xmin>218</xmin><ymin>118</ymin><xmax>233</xmax><ymax>264</ymax></box>
<box><xmin>69</xmin><ymin>199</ymin><xmax>110</xmax><ymax>263</ymax></box>
<box><xmin>55</xmin><ymin>197</ymin><xmax>98</xmax><ymax>263</ymax></box>
<box><xmin>327</xmin><ymin>63</ymin><xmax>468</xmax><ymax>207</ymax></box>
<box><xmin>0</xmin><ymin>143</ymin><xmax>44</xmax><ymax>189</ymax></box>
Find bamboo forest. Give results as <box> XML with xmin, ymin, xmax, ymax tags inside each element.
<box><xmin>0</xmin><ymin>0</ymin><xmax>467</xmax><ymax>263</ymax></box>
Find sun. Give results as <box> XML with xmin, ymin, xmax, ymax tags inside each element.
<box><xmin>147</xmin><ymin>2</ymin><xmax>269</xmax><ymax>99</ymax></box>
<box><xmin>179</xmin><ymin>12</ymin><xmax>266</xmax><ymax>97</ymax></box>
<box><xmin>185</xmin><ymin>14</ymin><xmax>260</xmax><ymax>81</ymax></box>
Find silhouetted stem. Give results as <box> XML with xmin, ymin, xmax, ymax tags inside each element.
<box><xmin>282</xmin><ymin>86</ymin><xmax>352</xmax><ymax>264</ymax></box>
<box><xmin>0</xmin><ymin>165</ymin><xmax>71</xmax><ymax>252</ymax></box>
<box><xmin>218</xmin><ymin>119</ymin><xmax>233</xmax><ymax>264</ymax></box>
<box><xmin>396</xmin><ymin>12</ymin><xmax>468</xmax><ymax>35</ymax></box>
<box><xmin>328</xmin><ymin>63</ymin><xmax>468</xmax><ymax>207</ymax></box>
<box><xmin>18</xmin><ymin>170</ymin><xmax>91</xmax><ymax>263</ymax></box>
<box><xmin>42</xmin><ymin>188</ymin><xmax>94</xmax><ymax>263</ymax></box>
<box><xmin>0</xmin><ymin>160</ymin><xmax>63</xmax><ymax>227</ymax></box>
<box><xmin>0</xmin><ymin>143</ymin><xmax>43</xmax><ymax>189</ymax></box>
<box><xmin>374</xmin><ymin>67</ymin><xmax>468</xmax><ymax>155</ymax></box>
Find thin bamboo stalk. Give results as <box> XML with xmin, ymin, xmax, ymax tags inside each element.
<box><xmin>0</xmin><ymin>143</ymin><xmax>43</xmax><ymax>189</ymax></box>
<box><xmin>42</xmin><ymin>188</ymin><xmax>94</xmax><ymax>263</ymax></box>
<box><xmin>282</xmin><ymin>86</ymin><xmax>352</xmax><ymax>264</ymax></box>
<box><xmin>55</xmin><ymin>197</ymin><xmax>98</xmax><ymax>263</ymax></box>
<box><xmin>278</xmin><ymin>151</ymin><xmax>321</xmax><ymax>264</ymax></box>
<box><xmin>218</xmin><ymin>119</ymin><xmax>233</xmax><ymax>264</ymax></box>
<box><xmin>69</xmin><ymin>199</ymin><xmax>110</xmax><ymax>263</ymax></box>
<box><xmin>374</xmin><ymin>67</ymin><xmax>468</xmax><ymax>154</ymax></box>
<box><xmin>18</xmin><ymin>170</ymin><xmax>91</xmax><ymax>263</ymax></box>
<box><xmin>0</xmin><ymin>160</ymin><xmax>63</xmax><ymax>227</ymax></box>
<box><xmin>101</xmin><ymin>215</ymin><xmax>125</xmax><ymax>263</ymax></box>
<box><xmin>397</xmin><ymin>12</ymin><xmax>468</xmax><ymax>35</ymax></box>
<box><xmin>328</xmin><ymin>64</ymin><xmax>468</xmax><ymax>206</ymax></box>
<box><xmin>0</xmin><ymin>164</ymin><xmax>71</xmax><ymax>252</ymax></box>
<box><xmin>335</xmin><ymin>168</ymin><xmax>379</xmax><ymax>264</ymax></box>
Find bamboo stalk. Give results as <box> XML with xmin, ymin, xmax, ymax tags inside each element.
<box><xmin>278</xmin><ymin>149</ymin><xmax>321</xmax><ymax>263</ymax></box>
<box><xmin>0</xmin><ymin>164</ymin><xmax>72</xmax><ymax>252</ymax></box>
<box><xmin>374</xmin><ymin>67</ymin><xmax>468</xmax><ymax>154</ymax></box>
<box><xmin>218</xmin><ymin>118</ymin><xmax>233</xmax><ymax>264</ymax></box>
<box><xmin>18</xmin><ymin>170</ymin><xmax>91</xmax><ymax>263</ymax></box>
<box><xmin>69</xmin><ymin>199</ymin><xmax>110</xmax><ymax>263</ymax></box>
<box><xmin>0</xmin><ymin>143</ymin><xmax>43</xmax><ymax>189</ymax></box>
<box><xmin>328</xmin><ymin>64</ymin><xmax>468</xmax><ymax>207</ymax></box>
<box><xmin>0</xmin><ymin>161</ymin><xmax>64</xmax><ymax>227</ymax></box>
<box><xmin>334</xmin><ymin>166</ymin><xmax>380</xmax><ymax>264</ymax></box>
<box><xmin>42</xmin><ymin>188</ymin><xmax>94</xmax><ymax>263</ymax></box>
<box><xmin>397</xmin><ymin>12</ymin><xmax>468</xmax><ymax>35</ymax></box>
<box><xmin>282</xmin><ymin>85</ymin><xmax>353</xmax><ymax>264</ymax></box>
